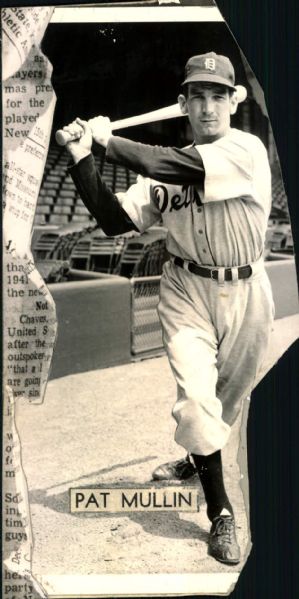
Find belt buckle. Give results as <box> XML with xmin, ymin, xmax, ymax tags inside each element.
<box><xmin>210</xmin><ymin>269</ymin><xmax>218</xmax><ymax>281</ymax></box>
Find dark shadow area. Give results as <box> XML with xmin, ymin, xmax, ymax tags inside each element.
<box><xmin>41</xmin><ymin>21</ymin><xmax>265</xmax><ymax>147</ymax></box>
<box><xmin>129</xmin><ymin>510</ymin><xmax>209</xmax><ymax>543</ymax></box>
<box><xmin>220</xmin><ymin>340</ymin><xmax>298</xmax><ymax>599</ymax></box>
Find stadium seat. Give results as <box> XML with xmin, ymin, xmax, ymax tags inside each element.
<box><xmin>69</xmin><ymin>233</ymin><xmax>92</xmax><ymax>270</ymax></box>
<box><xmin>89</xmin><ymin>234</ymin><xmax>126</xmax><ymax>273</ymax></box>
<box><xmin>36</xmin><ymin>205</ymin><xmax>51</xmax><ymax>214</ymax></box>
<box><xmin>46</xmin><ymin>175</ymin><xmax>61</xmax><ymax>183</ymax></box>
<box><xmin>40</xmin><ymin>196</ymin><xmax>55</xmax><ymax>206</ymax></box>
<box><xmin>56</xmin><ymin>197</ymin><xmax>74</xmax><ymax>207</ymax></box>
<box><xmin>60</xmin><ymin>189</ymin><xmax>77</xmax><ymax>198</ymax></box>
<box><xmin>114</xmin><ymin>239</ymin><xmax>147</xmax><ymax>278</ymax></box>
<box><xmin>33</xmin><ymin>231</ymin><xmax>62</xmax><ymax>260</ymax></box>
<box><xmin>49</xmin><ymin>214</ymin><xmax>69</xmax><ymax>225</ymax></box>
<box><xmin>53</xmin><ymin>206</ymin><xmax>72</xmax><ymax>215</ymax></box>
<box><xmin>74</xmin><ymin>206</ymin><xmax>90</xmax><ymax>215</ymax></box>
<box><xmin>42</xmin><ymin>188</ymin><xmax>57</xmax><ymax>198</ymax></box>
<box><xmin>44</xmin><ymin>181</ymin><xmax>60</xmax><ymax>190</ymax></box>
<box><xmin>33</xmin><ymin>214</ymin><xmax>47</xmax><ymax>225</ymax></box>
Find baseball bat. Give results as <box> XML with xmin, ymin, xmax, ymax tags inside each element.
<box><xmin>55</xmin><ymin>85</ymin><xmax>247</xmax><ymax>146</ymax></box>
<box><xmin>55</xmin><ymin>103</ymin><xmax>183</xmax><ymax>146</ymax></box>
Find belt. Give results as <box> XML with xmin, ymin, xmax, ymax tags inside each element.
<box><xmin>173</xmin><ymin>256</ymin><xmax>252</xmax><ymax>281</ymax></box>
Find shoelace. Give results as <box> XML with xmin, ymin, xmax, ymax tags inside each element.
<box><xmin>212</xmin><ymin>517</ymin><xmax>235</xmax><ymax>544</ymax></box>
<box><xmin>177</xmin><ymin>459</ymin><xmax>190</xmax><ymax>473</ymax></box>
<box><xmin>177</xmin><ymin>456</ymin><xmax>195</xmax><ymax>475</ymax></box>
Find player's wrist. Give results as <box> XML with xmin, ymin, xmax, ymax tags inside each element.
<box><xmin>93</xmin><ymin>131</ymin><xmax>113</xmax><ymax>149</ymax></box>
<box><xmin>66</xmin><ymin>144</ymin><xmax>92</xmax><ymax>164</ymax></box>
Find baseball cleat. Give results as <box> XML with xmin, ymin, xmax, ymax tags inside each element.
<box><xmin>152</xmin><ymin>455</ymin><xmax>197</xmax><ymax>481</ymax></box>
<box><xmin>208</xmin><ymin>515</ymin><xmax>241</xmax><ymax>565</ymax></box>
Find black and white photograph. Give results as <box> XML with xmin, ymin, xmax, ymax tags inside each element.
<box><xmin>2</xmin><ymin>2</ymin><xmax>299</xmax><ymax>598</ymax></box>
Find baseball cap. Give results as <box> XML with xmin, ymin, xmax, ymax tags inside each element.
<box><xmin>182</xmin><ymin>52</ymin><xmax>236</xmax><ymax>90</ymax></box>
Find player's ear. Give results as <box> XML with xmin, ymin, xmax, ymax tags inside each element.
<box><xmin>229</xmin><ymin>92</ymin><xmax>238</xmax><ymax>115</ymax></box>
<box><xmin>178</xmin><ymin>94</ymin><xmax>188</xmax><ymax>115</ymax></box>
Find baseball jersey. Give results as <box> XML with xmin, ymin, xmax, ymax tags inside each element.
<box><xmin>106</xmin><ymin>128</ymin><xmax>272</xmax><ymax>267</ymax></box>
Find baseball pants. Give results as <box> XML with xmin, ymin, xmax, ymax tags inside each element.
<box><xmin>158</xmin><ymin>257</ymin><xmax>275</xmax><ymax>456</ymax></box>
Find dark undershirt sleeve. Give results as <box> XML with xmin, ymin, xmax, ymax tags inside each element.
<box><xmin>106</xmin><ymin>136</ymin><xmax>205</xmax><ymax>185</ymax></box>
<box><xmin>69</xmin><ymin>153</ymin><xmax>139</xmax><ymax>236</ymax></box>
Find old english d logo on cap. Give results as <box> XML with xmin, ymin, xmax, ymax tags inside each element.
<box><xmin>182</xmin><ymin>52</ymin><xmax>236</xmax><ymax>90</ymax></box>
<box><xmin>204</xmin><ymin>57</ymin><xmax>216</xmax><ymax>71</ymax></box>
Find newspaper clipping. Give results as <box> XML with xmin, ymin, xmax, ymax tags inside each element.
<box><xmin>3</xmin><ymin>6</ymin><xmax>57</xmax><ymax>599</ymax></box>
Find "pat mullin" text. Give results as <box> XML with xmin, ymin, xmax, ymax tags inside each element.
<box><xmin>70</xmin><ymin>487</ymin><xmax>199</xmax><ymax>513</ymax></box>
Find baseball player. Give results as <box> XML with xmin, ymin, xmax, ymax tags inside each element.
<box><xmin>64</xmin><ymin>53</ymin><xmax>274</xmax><ymax>565</ymax></box>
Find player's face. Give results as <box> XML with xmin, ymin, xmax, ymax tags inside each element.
<box><xmin>178</xmin><ymin>83</ymin><xmax>237</xmax><ymax>144</ymax></box>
